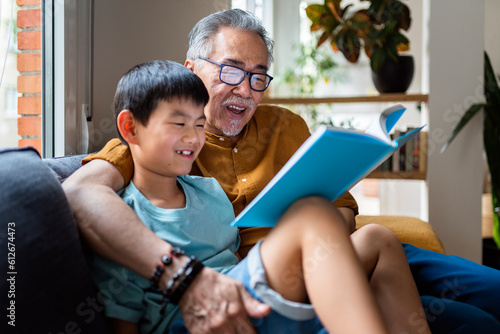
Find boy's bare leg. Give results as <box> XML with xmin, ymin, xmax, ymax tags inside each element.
<box><xmin>259</xmin><ymin>196</ymin><xmax>388</xmax><ymax>334</ymax></box>
<box><xmin>351</xmin><ymin>224</ymin><xmax>431</xmax><ymax>334</ymax></box>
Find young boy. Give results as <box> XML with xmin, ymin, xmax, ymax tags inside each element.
<box><xmin>91</xmin><ymin>60</ymin><xmax>430</xmax><ymax>334</ymax></box>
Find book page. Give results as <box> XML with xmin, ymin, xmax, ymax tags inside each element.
<box><xmin>364</xmin><ymin>104</ymin><xmax>406</xmax><ymax>144</ymax></box>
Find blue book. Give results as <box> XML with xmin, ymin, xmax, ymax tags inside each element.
<box><xmin>231</xmin><ymin>104</ymin><xmax>424</xmax><ymax>228</ymax></box>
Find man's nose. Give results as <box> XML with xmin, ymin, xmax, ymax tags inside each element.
<box><xmin>232</xmin><ymin>75</ymin><xmax>252</xmax><ymax>98</ymax></box>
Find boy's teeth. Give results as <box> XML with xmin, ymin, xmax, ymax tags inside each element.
<box><xmin>176</xmin><ymin>150</ymin><xmax>192</xmax><ymax>155</ymax></box>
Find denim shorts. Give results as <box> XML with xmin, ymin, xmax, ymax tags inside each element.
<box><xmin>169</xmin><ymin>240</ymin><xmax>327</xmax><ymax>334</ymax></box>
<box><xmin>226</xmin><ymin>240</ymin><xmax>327</xmax><ymax>333</ymax></box>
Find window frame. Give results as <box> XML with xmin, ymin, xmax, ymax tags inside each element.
<box><xmin>42</xmin><ymin>0</ymin><xmax>93</xmax><ymax>157</ymax></box>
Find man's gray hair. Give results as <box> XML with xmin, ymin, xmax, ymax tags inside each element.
<box><xmin>187</xmin><ymin>8</ymin><xmax>274</xmax><ymax>66</ymax></box>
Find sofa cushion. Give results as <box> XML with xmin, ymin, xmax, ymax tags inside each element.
<box><xmin>0</xmin><ymin>147</ymin><xmax>110</xmax><ymax>333</ymax></box>
<box><xmin>43</xmin><ymin>153</ymin><xmax>87</xmax><ymax>182</ymax></box>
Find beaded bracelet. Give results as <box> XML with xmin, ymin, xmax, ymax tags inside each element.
<box><xmin>167</xmin><ymin>258</ymin><xmax>205</xmax><ymax>305</ymax></box>
<box><xmin>160</xmin><ymin>256</ymin><xmax>205</xmax><ymax>313</ymax></box>
<box><xmin>149</xmin><ymin>248</ymin><xmax>185</xmax><ymax>289</ymax></box>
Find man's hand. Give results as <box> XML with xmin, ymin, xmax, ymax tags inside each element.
<box><xmin>179</xmin><ymin>267</ymin><xmax>271</xmax><ymax>334</ymax></box>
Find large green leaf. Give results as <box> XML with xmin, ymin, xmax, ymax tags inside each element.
<box><xmin>349</xmin><ymin>10</ymin><xmax>370</xmax><ymax>31</ymax></box>
<box><xmin>398</xmin><ymin>2</ymin><xmax>412</xmax><ymax>31</ymax></box>
<box><xmin>484</xmin><ymin>120</ymin><xmax>500</xmax><ymax>199</ymax></box>
<box><xmin>370</xmin><ymin>45</ymin><xmax>387</xmax><ymax>72</ymax></box>
<box><xmin>493</xmin><ymin>190</ymin><xmax>500</xmax><ymax>247</ymax></box>
<box><xmin>483</xmin><ymin>51</ymin><xmax>500</xmax><ymax>247</ymax></box>
<box><xmin>484</xmin><ymin>119</ymin><xmax>500</xmax><ymax>247</ymax></box>
<box><xmin>305</xmin><ymin>4</ymin><xmax>326</xmax><ymax>23</ymax></box>
<box><xmin>326</xmin><ymin>0</ymin><xmax>344</xmax><ymax>21</ymax></box>
<box><xmin>440</xmin><ymin>103</ymin><xmax>486</xmax><ymax>153</ymax></box>
<box><xmin>484</xmin><ymin>52</ymin><xmax>500</xmax><ymax>127</ymax></box>
<box><xmin>335</xmin><ymin>27</ymin><xmax>362</xmax><ymax>63</ymax></box>
<box><xmin>484</xmin><ymin>52</ymin><xmax>500</xmax><ymax>101</ymax></box>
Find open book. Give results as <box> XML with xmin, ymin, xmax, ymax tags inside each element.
<box><xmin>231</xmin><ymin>104</ymin><xmax>424</xmax><ymax>228</ymax></box>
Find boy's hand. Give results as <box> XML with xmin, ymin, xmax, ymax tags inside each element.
<box><xmin>179</xmin><ymin>267</ymin><xmax>271</xmax><ymax>333</ymax></box>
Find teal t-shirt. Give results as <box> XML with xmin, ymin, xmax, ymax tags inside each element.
<box><xmin>91</xmin><ymin>175</ymin><xmax>240</xmax><ymax>333</ymax></box>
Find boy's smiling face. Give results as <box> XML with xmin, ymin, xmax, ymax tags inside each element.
<box><xmin>131</xmin><ymin>97</ymin><xmax>206</xmax><ymax>178</ymax></box>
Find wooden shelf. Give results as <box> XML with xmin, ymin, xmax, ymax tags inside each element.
<box><xmin>262</xmin><ymin>93</ymin><xmax>428</xmax><ymax>105</ymax></box>
<box><xmin>261</xmin><ymin>93</ymin><xmax>429</xmax><ymax>181</ymax></box>
<box><xmin>367</xmin><ymin>171</ymin><xmax>426</xmax><ymax>180</ymax></box>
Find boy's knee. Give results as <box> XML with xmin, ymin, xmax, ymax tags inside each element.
<box><xmin>287</xmin><ymin>196</ymin><xmax>341</xmax><ymax>218</ymax></box>
<box><xmin>357</xmin><ymin>224</ymin><xmax>401</xmax><ymax>248</ymax></box>
<box><xmin>276</xmin><ymin>196</ymin><xmax>345</xmax><ymax>235</ymax></box>
<box><xmin>292</xmin><ymin>196</ymin><xmax>334</xmax><ymax>209</ymax></box>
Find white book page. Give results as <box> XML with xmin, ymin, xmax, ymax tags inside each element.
<box><xmin>364</xmin><ymin>104</ymin><xmax>406</xmax><ymax>144</ymax></box>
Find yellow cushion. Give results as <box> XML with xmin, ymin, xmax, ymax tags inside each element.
<box><xmin>356</xmin><ymin>215</ymin><xmax>446</xmax><ymax>254</ymax></box>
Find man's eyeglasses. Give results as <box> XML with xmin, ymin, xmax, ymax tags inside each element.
<box><xmin>199</xmin><ymin>57</ymin><xmax>273</xmax><ymax>92</ymax></box>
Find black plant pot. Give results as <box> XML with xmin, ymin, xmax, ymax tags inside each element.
<box><xmin>372</xmin><ymin>55</ymin><xmax>415</xmax><ymax>94</ymax></box>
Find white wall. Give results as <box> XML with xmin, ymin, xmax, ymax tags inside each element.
<box><xmin>427</xmin><ymin>0</ymin><xmax>485</xmax><ymax>262</ymax></box>
<box><xmin>378</xmin><ymin>0</ymin><xmax>426</xmax><ymax>220</ymax></box>
<box><xmin>271</xmin><ymin>0</ymin><xmax>300</xmax><ymax>79</ymax></box>
<box><xmin>485</xmin><ymin>0</ymin><xmax>500</xmax><ymax>71</ymax></box>
<box><xmin>87</xmin><ymin>0</ymin><xmax>231</xmax><ymax>152</ymax></box>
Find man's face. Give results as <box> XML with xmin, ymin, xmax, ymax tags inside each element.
<box><xmin>187</xmin><ymin>27</ymin><xmax>269</xmax><ymax>142</ymax></box>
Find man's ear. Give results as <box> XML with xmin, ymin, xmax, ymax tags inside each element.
<box><xmin>117</xmin><ymin>110</ymin><xmax>139</xmax><ymax>145</ymax></box>
<box><xmin>185</xmin><ymin>59</ymin><xmax>195</xmax><ymax>73</ymax></box>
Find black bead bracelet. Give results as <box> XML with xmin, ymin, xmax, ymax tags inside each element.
<box><xmin>166</xmin><ymin>258</ymin><xmax>205</xmax><ymax>305</ymax></box>
<box><xmin>149</xmin><ymin>247</ymin><xmax>185</xmax><ymax>289</ymax></box>
<box><xmin>160</xmin><ymin>256</ymin><xmax>205</xmax><ymax>313</ymax></box>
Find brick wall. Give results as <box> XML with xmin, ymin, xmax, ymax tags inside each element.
<box><xmin>17</xmin><ymin>0</ymin><xmax>42</xmax><ymax>154</ymax></box>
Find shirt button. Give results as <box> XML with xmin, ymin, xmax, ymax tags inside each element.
<box><xmin>242</xmin><ymin>178</ymin><xmax>247</xmax><ymax>182</ymax></box>
<box><xmin>219</xmin><ymin>137</ymin><xmax>225</xmax><ymax>141</ymax></box>
<box><xmin>233</xmin><ymin>148</ymin><xmax>238</xmax><ymax>153</ymax></box>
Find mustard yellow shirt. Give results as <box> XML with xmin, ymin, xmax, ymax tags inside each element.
<box><xmin>83</xmin><ymin>104</ymin><xmax>358</xmax><ymax>256</ymax></box>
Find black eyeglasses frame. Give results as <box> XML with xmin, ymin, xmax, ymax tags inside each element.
<box><xmin>199</xmin><ymin>57</ymin><xmax>273</xmax><ymax>92</ymax></box>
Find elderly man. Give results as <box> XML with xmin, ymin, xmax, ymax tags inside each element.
<box><xmin>63</xmin><ymin>8</ymin><xmax>500</xmax><ymax>334</ymax></box>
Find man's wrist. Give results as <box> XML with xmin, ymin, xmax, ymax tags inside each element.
<box><xmin>163</xmin><ymin>256</ymin><xmax>205</xmax><ymax>305</ymax></box>
<box><xmin>157</xmin><ymin>251</ymin><xmax>191</xmax><ymax>290</ymax></box>
<box><xmin>150</xmin><ymin>248</ymin><xmax>187</xmax><ymax>289</ymax></box>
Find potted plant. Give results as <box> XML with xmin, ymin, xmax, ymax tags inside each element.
<box><xmin>442</xmin><ymin>51</ymin><xmax>500</xmax><ymax>249</ymax></box>
<box><xmin>305</xmin><ymin>0</ymin><xmax>414</xmax><ymax>93</ymax></box>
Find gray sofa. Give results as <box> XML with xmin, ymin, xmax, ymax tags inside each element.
<box><xmin>0</xmin><ymin>147</ymin><xmax>110</xmax><ymax>334</ymax></box>
<box><xmin>2</xmin><ymin>146</ymin><xmax>500</xmax><ymax>334</ymax></box>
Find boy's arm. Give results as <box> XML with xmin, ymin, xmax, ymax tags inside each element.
<box><xmin>62</xmin><ymin>159</ymin><xmax>270</xmax><ymax>333</ymax></box>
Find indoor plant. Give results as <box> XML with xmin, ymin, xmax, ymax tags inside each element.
<box><xmin>442</xmin><ymin>52</ymin><xmax>500</xmax><ymax>248</ymax></box>
<box><xmin>280</xmin><ymin>38</ymin><xmax>340</xmax><ymax>96</ymax></box>
<box><xmin>305</xmin><ymin>0</ymin><xmax>413</xmax><ymax>93</ymax></box>
<box><xmin>275</xmin><ymin>39</ymin><xmax>355</xmax><ymax>129</ymax></box>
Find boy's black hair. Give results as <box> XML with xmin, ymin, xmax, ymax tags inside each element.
<box><xmin>113</xmin><ymin>60</ymin><xmax>209</xmax><ymax>143</ymax></box>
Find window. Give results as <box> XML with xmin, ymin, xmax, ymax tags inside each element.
<box><xmin>0</xmin><ymin>0</ymin><xmax>20</xmax><ymax>150</ymax></box>
<box><xmin>43</xmin><ymin>0</ymin><xmax>93</xmax><ymax>157</ymax></box>
<box><xmin>4</xmin><ymin>87</ymin><xmax>18</xmax><ymax>118</ymax></box>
